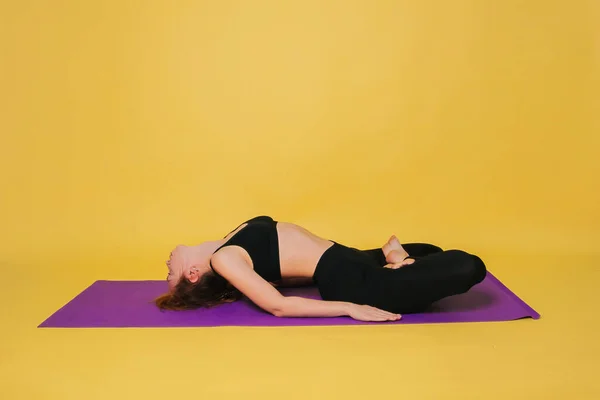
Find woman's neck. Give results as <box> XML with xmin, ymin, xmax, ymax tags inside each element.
<box><xmin>189</xmin><ymin>239</ymin><xmax>225</xmax><ymax>263</ymax></box>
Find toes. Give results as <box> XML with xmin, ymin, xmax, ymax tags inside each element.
<box><xmin>401</xmin><ymin>258</ymin><xmax>415</xmax><ymax>266</ymax></box>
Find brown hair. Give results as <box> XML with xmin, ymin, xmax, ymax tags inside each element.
<box><xmin>155</xmin><ymin>271</ymin><xmax>243</xmax><ymax>310</ymax></box>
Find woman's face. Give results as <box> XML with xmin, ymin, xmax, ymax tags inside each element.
<box><xmin>166</xmin><ymin>245</ymin><xmax>195</xmax><ymax>290</ymax></box>
<box><xmin>166</xmin><ymin>244</ymin><xmax>212</xmax><ymax>290</ymax></box>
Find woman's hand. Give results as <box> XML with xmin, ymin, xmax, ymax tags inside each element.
<box><xmin>346</xmin><ymin>304</ymin><xmax>401</xmax><ymax>322</ymax></box>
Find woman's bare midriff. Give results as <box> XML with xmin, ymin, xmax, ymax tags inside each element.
<box><xmin>276</xmin><ymin>222</ymin><xmax>334</xmax><ymax>280</ymax></box>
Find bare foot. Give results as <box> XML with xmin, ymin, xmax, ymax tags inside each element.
<box><xmin>382</xmin><ymin>235</ymin><xmax>409</xmax><ymax>264</ymax></box>
<box><xmin>383</xmin><ymin>257</ymin><xmax>416</xmax><ymax>269</ymax></box>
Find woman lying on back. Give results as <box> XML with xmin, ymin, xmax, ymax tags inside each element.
<box><xmin>157</xmin><ymin>216</ymin><xmax>486</xmax><ymax>322</ymax></box>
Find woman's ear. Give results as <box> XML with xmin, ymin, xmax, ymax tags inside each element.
<box><xmin>188</xmin><ymin>266</ymin><xmax>200</xmax><ymax>283</ymax></box>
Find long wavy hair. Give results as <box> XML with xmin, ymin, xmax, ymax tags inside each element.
<box><xmin>155</xmin><ymin>270</ymin><xmax>243</xmax><ymax>310</ymax></box>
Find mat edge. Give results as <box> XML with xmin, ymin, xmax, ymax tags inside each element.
<box><xmin>37</xmin><ymin>279</ymin><xmax>102</xmax><ymax>327</ymax></box>
<box><xmin>487</xmin><ymin>272</ymin><xmax>540</xmax><ymax>319</ymax></box>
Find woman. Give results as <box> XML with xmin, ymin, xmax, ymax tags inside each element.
<box><xmin>157</xmin><ymin>216</ymin><xmax>486</xmax><ymax>322</ymax></box>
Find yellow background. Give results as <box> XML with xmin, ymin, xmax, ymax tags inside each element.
<box><xmin>1</xmin><ymin>1</ymin><xmax>598</xmax><ymax>399</ymax></box>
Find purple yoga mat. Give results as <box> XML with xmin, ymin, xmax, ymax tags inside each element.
<box><xmin>39</xmin><ymin>272</ymin><xmax>539</xmax><ymax>328</ymax></box>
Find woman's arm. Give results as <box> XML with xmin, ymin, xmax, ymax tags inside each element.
<box><xmin>210</xmin><ymin>247</ymin><xmax>400</xmax><ymax>321</ymax></box>
<box><xmin>271</xmin><ymin>277</ymin><xmax>315</xmax><ymax>288</ymax></box>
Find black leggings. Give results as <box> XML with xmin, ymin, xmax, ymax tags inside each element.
<box><xmin>313</xmin><ymin>242</ymin><xmax>487</xmax><ymax>314</ymax></box>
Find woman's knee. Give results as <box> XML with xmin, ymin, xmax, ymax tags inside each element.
<box><xmin>445</xmin><ymin>250</ymin><xmax>487</xmax><ymax>285</ymax></box>
<box><xmin>469</xmin><ymin>254</ymin><xmax>487</xmax><ymax>284</ymax></box>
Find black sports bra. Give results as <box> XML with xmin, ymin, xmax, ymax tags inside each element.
<box><xmin>209</xmin><ymin>216</ymin><xmax>281</xmax><ymax>282</ymax></box>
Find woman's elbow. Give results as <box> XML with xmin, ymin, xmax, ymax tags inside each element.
<box><xmin>269</xmin><ymin>298</ymin><xmax>292</xmax><ymax>317</ymax></box>
<box><xmin>271</xmin><ymin>308</ymin><xmax>286</xmax><ymax>318</ymax></box>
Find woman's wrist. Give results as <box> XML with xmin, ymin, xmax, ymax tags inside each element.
<box><xmin>339</xmin><ymin>302</ymin><xmax>354</xmax><ymax>316</ymax></box>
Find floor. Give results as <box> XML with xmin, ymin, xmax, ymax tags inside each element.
<box><xmin>1</xmin><ymin>253</ymin><xmax>598</xmax><ymax>399</ymax></box>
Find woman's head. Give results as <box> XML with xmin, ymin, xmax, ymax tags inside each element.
<box><xmin>155</xmin><ymin>243</ymin><xmax>242</xmax><ymax>310</ymax></box>
<box><xmin>164</xmin><ymin>245</ymin><xmax>204</xmax><ymax>291</ymax></box>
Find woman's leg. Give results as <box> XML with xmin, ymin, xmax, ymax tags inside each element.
<box><xmin>360</xmin><ymin>248</ymin><xmax>387</xmax><ymax>266</ymax></box>
<box><xmin>402</xmin><ymin>243</ymin><xmax>444</xmax><ymax>257</ymax></box>
<box><xmin>362</xmin><ymin>243</ymin><xmax>443</xmax><ymax>266</ymax></box>
<box><xmin>363</xmin><ymin>250</ymin><xmax>487</xmax><ymax>313</ymax></box>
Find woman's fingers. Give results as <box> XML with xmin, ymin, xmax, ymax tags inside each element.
<box><xmin>367</xmin><ymin>306</ymin><xmax>401</xmax><ymax>321</ymax></box>
<box><xmin>349</xmin><ymin>304</ymin><xmax>402</xmax><ymax>322</ymax></box>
